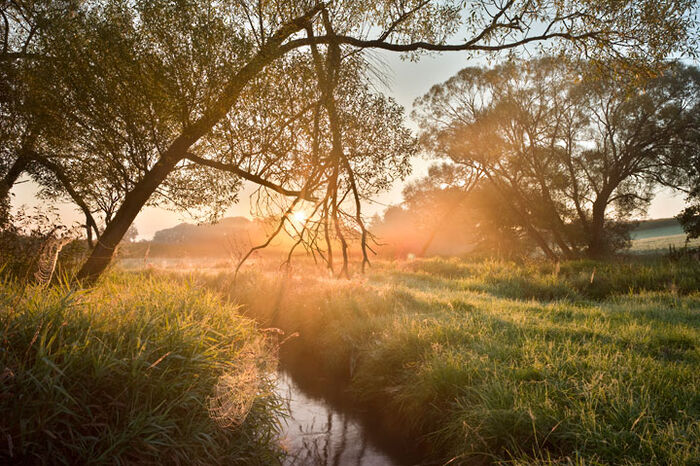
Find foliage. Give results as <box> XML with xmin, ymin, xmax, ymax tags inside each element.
<box><xmin>677</xmin><ymin>204</ymin><xmax>700</xmax><ymax>240</ymax></box>
<box><xmin>413</xmin><ymin>59</ymin><xmax>700</xmax><ymax>259</ymax></box>
<box><xmin>2</xmin><ymin>0</ymin><xmax>699</xmax><ymax>281</ymax></box>
<box><xmin>0</xmin><ymin>272</ymin><xmax>283</xmax><ymax>465</ymax></box>
<box><xmin>373</xmin><ymin>163</ymin><xmax>540</xmax><ymax>259</ymax></box>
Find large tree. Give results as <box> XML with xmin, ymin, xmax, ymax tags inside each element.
<box><xmin>2</xmin><ymin>0</ymin><xmax>697</xmax><ymax>280</ymax></box>
<box><xmin>413</xmin><ymin>59</ymin><xmax>700</xmax><ymax>258</ymax></box>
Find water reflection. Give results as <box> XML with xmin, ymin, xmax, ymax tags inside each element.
<box><xmin>275</xmin><ymin>371</ymin><xmax>402</xmax><ymax>466</ymax></box>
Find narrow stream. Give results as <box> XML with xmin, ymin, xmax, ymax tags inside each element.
<box><xmin>275</xmin><ymin>370</ymin><xmax>419</xmax><ymax>466</ymax></box>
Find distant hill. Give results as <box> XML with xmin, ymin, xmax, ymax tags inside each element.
<box><xmin>125</xmin><ymin>217</ymin><xmax>271</xmax><ymax>258</ymax></box>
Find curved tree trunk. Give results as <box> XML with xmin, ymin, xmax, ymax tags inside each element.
<box><xmin>31</xmin><ymin>153</ymin><xmax>100</xmax><ymax>246</ymax></box>
<box><xmin>76</xmin><ymin>155</ymin><xmax>181</xmax><ymax>282</ymax></box>
<box><xmin>76</xmin><ymin>7</ymin><xmax>323</xmax><ymax>283</ymax></box>
<box><xmin>0</xmin><ymin>153</ymin><xmax>31</xmax><ymax>203</ymax></box>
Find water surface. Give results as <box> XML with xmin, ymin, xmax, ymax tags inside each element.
<box><xmin>275</xmin><ymin>371</ymin><xmax>410</xmax><ymax>466</ymax></box>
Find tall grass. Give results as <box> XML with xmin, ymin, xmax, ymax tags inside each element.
<box><xmin>395</xmin><ymin>257</ymin><xmax>700</xmax><ymax>300</ymax></box>
<box><xmin>204</xmin><ymin>257</ymin><xmax>700</xmax><ymax>465</ymax></box>
<box><xmin>0</xmin><ymin>272</ymin><xmax>284</xmax><ymax>465</ymax></box>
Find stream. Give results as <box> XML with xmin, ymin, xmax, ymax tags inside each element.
<box><xmin>275</xmin><ymin>370</ymin><xmax>421</xmax><ymax>466</ymax></box>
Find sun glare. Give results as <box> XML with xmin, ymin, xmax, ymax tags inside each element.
<box><xmin>292</xmin><ymin>210</ymin><xmax>307</xmax><ymax>223</ymax></box>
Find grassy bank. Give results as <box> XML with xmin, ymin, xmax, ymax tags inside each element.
<box><xmin>0</xmin><ymin>272</ymin><xmax>283</xmax><ymax>465</ymax></box>
<box><xmin>205</xmin><ymin>257</ymin><xmax>700</xmax><ymax>465</ymax></box>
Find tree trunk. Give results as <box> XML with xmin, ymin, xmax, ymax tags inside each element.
<box><xmin>76</xmin><ymin>155</ymin><xmax>181</xmax><ymax>282</ymax></box>
<box><xmin>588</xmin><ymin>197</ymin><xmax>608</xmax><ymax>259</ymax></box>
<box><xmin>31</xmin><ymin>153</ymin><xmax>100</xmax><ymax>247</ymax></box>
<box><xmin>587</xmin><ymin>183</ymin><xmax>615</xmax><ymax>259</ymax></box>
<box><xmin>0</xmin><ymin>154</ymin><xmax>31</xmax><ymax>203</ymax></box>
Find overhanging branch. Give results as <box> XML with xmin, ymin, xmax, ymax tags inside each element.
<box><xmin>184</xmin><ymin>153</ymin><xmax>316</xmax><ymax>201</ymax></box>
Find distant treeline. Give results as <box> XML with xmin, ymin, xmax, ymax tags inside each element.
<box><xmin>119</xmin><ymin>216</ymin><xmax>685</xmax><ymax>260</ymax></box>
<box><xmin>121</xmin><ymin>217</ymin><xmax>293</xmax><ymax>258</ymax></box>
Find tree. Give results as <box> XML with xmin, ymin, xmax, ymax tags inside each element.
<box><xmin>219</xmin><ymin>37</ymin><xmax>416</xmax><ymax>277</ymax></box>
<box><xmin>573</xmin><ymin>64</ymin><xmax>700</xmax><ymax>256</ymax></box>
<box><xmin>0</xmin><ymin>0</ymin><xmax>49</xmax><ymax>221</ymax></box>
<box><xmin>2</xmin><ymin>0</ymin><xmax>697</xmax><ymax>280</ymax></box>
<box><xmin>373</xmin><ymin>162</ymin><xmax>544</xmax><ymax>259</ymax></box>
<box><xmin>122</xmin><ymin>224</ymin><xmax>138</xmax><ymax>244</ymax></box>
<box><xmin>413</xmin><ymin>59</ymin><xmax>700</xmax><ymax>258</ymax></box>
<box><xmin>677</xmin><ymin>205</ymin><xmax>700</xmax><ymax>240</ymax></box>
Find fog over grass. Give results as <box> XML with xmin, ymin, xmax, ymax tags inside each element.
<box><xmin>197</xmin><ymin>257</ymin><xmax>700</xmax><ymax>465</ymax></box>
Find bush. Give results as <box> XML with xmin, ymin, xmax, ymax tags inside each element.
<box><xmin>0</xmin><ymin>206</ymin><xmax>86</xmax><ymax>282</ymax></box>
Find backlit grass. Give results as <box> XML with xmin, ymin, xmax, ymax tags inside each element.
<box><xmin>205</xmin><ymin>257</ymin><xmax>700</xmax><ymax>465</ymax></box>
<box><xmin>0</xmin><ymin>272</ymin><xmax>283</xmax><ymax>465</ymax></box>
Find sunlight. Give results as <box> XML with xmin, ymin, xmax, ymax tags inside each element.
<box><xmin>292</xmin><ymin>210</ymin><xmax>307</xmax><ymax>223</ymax></box>
<box><xmin>3</xmin><ymin>1</ymin><xmax>696</xmax><ymax>463</ymax></box>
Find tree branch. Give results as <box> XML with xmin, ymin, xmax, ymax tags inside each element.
<box><xmin>184</xmin><ymin>153</ymin><xmax>316</xmax><ymax>201</ymax></box>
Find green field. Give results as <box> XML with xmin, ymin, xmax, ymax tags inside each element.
<box><xmin>2</xmin><ymin>257</ymin><xmax>699</xmax><ymax>465</ymax></box>
<box><xmin>631</xmin><ymin>234</ymin><xmax>700</xmax><ymax>254</ymax></box>
<box><xmin>629</xmin><ymin>218</ymin><xmax>699</xmax><ymax>254</ymax></box>
<box><xmin>630</xmin><ymin>221</ymin><xmax>684</xmax><ymax>240</ymax></box>
<box><xmin>211</xmin><ymin>258</ymin><xmax>700</xmax><ymax>465</ymax></box>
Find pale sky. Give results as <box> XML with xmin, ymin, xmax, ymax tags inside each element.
<box><xmin>11</xmin><ymin>51</ymin><xmax>689</xmax><ymax>240</ymax></box>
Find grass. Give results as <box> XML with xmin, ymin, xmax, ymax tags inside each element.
<box><xmin>396</xmin><ymin>257</ymin><xmax>700</xmax><ymax>300</ymax></box>
<box><xmin>200</xmin><ymin>257</ymin><xmax>700</xmax><ymax>465</ymax></box>
<box><xmin>630</xmin><ymin>234</ymin><xmax>700</xmax><ymax>254</ymax></box>
<box><xmin>0</xmin><ymin>271</ymin><xmax>284</xmax><ymax>465</ymax></box>
<box><xmin>3</xmin><ymin>256</ymin><xmax>698</xmax><ymax>464</ymax></box>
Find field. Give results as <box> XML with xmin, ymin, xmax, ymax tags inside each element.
<box><xmin>2</xmin><ymin>257</ymin><xmax>699</xmax><ymax>465</ymax></box>
<box><xmin>209</xmin><ymin>257</ymin><xmax>700</xmax><ymax>465</ymax></box>
<box><xmin>629</xmin><ymin>219</ymin><xmax>700</xmax><ymax>254</ymax></box>
<box><xmin>630</xmin><ymin>220</ymin><xmax>684</xmax><ymax>240</ymax></box>
<box><xmin>0</xmin><ymin>273</ymin><xmax>284</xmax><ymax>465</ymax></box>
<box><xmin>630</xmin><ymin>234</ymin><xmax>700</xmax><ymax>254</ymax></box>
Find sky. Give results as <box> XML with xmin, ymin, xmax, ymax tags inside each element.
<box><xmin>11</xmin><ymin>51</ymin><xmax>689</xmax><ymax>240</ymax></box>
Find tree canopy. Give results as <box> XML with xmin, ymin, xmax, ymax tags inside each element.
<box><xmin>1</xmin><ymin>0</ymin><xmax>698</xmax><ymax>279</ymax></box>
<box><xmin>412</xmin><ymin>59</ymin><xmax>700</xmax><ymax>258</ymax></box>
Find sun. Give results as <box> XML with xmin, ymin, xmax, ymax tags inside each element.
<box><xmin>292</xmin><ymin>210</ymin><xmax>307</xmax><ymax>223</ymax></box>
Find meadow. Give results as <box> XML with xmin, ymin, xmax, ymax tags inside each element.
<box><xmin>0</xmin><ymin>273</ymin><xmax>284</xmax><ymax>465</ymax></box>
<box><xmin>628</xmin><ymin>219</ymin><xmax>700</xmax><ymax>254</ymax></box>
<box><xmin>1</xmin><ymin>256</ymin><xmax>699</xmax><ymax>465</ymax></box>
<box><xmin>630</xmin><ymin>234</ymin><xmax>700</xmax><ymax>254</ymax></box>
<box><xmin>207</xmin><ymin>257</ymin><xmax>700</xmax><ymax>465</ymax></box>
